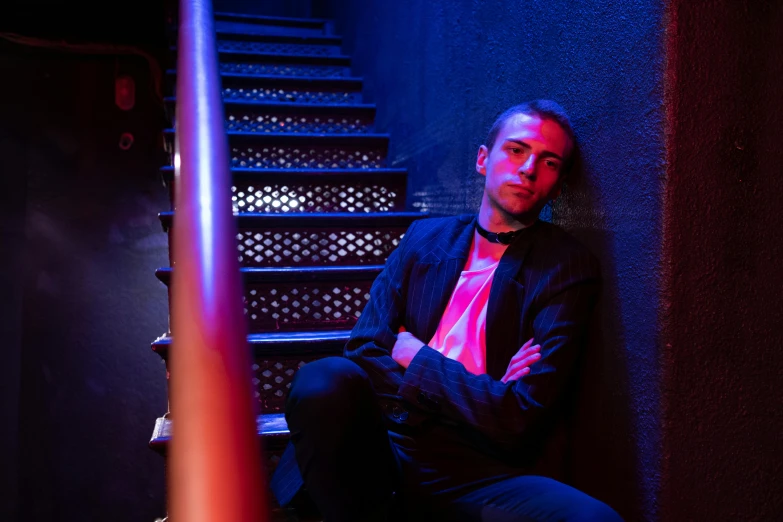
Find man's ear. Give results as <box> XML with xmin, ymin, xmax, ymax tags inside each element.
<box><xmin>550</xmin><ymin>179</ymin><xmax>564</xmax><ymax>202</ymax></box>
<box><xmin>476</xmin><ymin>145</ymin><xmax>489</xmax><ymax>176</ymax></box>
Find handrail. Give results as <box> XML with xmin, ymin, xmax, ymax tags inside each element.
<box><xmin>169</xmin><ymin>0</ymin><xmax>268</xmax><ymax>520</ymax></box>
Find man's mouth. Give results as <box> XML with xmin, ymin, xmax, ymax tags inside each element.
<box><xmin>508</xmin><ymin>185</ymin><xmax>534</xmax><ymax>196</ymax></box>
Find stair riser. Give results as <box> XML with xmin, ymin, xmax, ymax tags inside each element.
<box><xmin>225</xmin><ymin>109</ymin><xmax>374</xmax><ymax>134</ymax></box>
<box><xmin>215</xmin><ymin>20</ymin><xmax>325</xmax><ymax>37</ymax></box>
<box><xmin>151</xmin><ymin>434</ymin><xmax>292</xmax><ymax>508</ymax></box>
<box><xmin>244</xmin><ymin>279</ymin><xmax>372</xmax><ymax>332</ymax></box>
<box><xmin>165</xmin><ymin>226</ymin><xmax>406</xmax><ymax>268</ymax></box>
<box><xmin>160</xmin><ymin>276</ymin><xmax>375</xmax><ymax>333</ymax></box>
<box><xmin>222</xmin><ymin>84</ymin><xmax>362</xmax><ymax>105</ymax></box>
<box><xmin>216</xmin><ymin>31</ymin><xmax>341</xmax><ymax>45</ymax></box>
<box><xmin>231</xmin><ymin>177</ymin><xmax>404</xmax><ymax>212</ymax></box>
<box><xmin>163</xmin><ymin>132</ymin><xmax>390</xmax><ymax>169</ymax></box>
<box><xmin>237</xmin><ymin>227</ymin><xmax>405</xmax><ymax>267</ymax></box>
<box><xmin>164</xmin><ymin>107</ymin><xmax>373</xmax><ymax>133</ymax></box>
<box><xmin>220</xmin><ymin>61</ymin><xmax>351</xmax><ymax>77</ymax></box>
<box><xmin>217</xmin><ymin>39</ymin><xmax>341</xmax><ymax>56</ymax></box>
<box><xmin>162</xmin><ymin>177</ymin><xmax>406</xmax><ymax>213</ymax></box>
<box><xmin>230</xmin><ymin>141</ymin><xmax>388</xmax><ymax>170</ymax></box>
<box><xmin>252</xmin><ymin>354</ymin><xmax>337</xmax><ymax>413</ymax></box>
<box><xmin>164</xmin><ymin>75</ymin><xmax>364</xmax><ymax>105</ymax></box>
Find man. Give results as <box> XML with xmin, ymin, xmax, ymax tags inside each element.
<box><xmin>271</xmin><ymin>100</ymin><xmax>623</xmax><ymax>521</ymax></box>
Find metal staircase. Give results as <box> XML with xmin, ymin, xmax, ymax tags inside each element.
<box><xmin>149</xmin><ymin>10</ymin><xmax>426</xmax><ymax>518</ymax></box>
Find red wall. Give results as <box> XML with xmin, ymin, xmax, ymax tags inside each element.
<box><xmin>661</xmin><ymin>1</ymin><xmax>783</xmax><ymax>519</ymax></box>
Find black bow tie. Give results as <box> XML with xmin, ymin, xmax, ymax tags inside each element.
<box><xmin>476</xmin><ymin>222</ymin><xmax>525</xmax><ymax>245</ymax></box>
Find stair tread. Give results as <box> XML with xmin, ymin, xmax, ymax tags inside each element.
<box><xmin>159</xmin><ymin>211</ymin><xmax>425</xmax><ymax>228</ymax></box>
<box><xmin>218</xmin><ymin>62</ymin><xmax>352</xmax><ymax>79</ymax></box>
<box><xmin>220</xmin><ymin>73</ymin><xmax>361</xmax><ymax>84</ymax></box>
<box><xmin>219</xmin><ymin>51</ymin><xmax>350</xmax><ymax>63</ymax></box>
<box><xmin>170</xmin><ymin>45</ymin><xmax>350</xmax><ymax>62</ymax></box>
<box><xmin>160</xmin><ymin>166</ymin><xmax>405</xmax><ymax>173</ymax></box>
<box><xmin>159</xmin><ymin>166</ymin><xmax>405</xmax><ymax>179</ymax></box>
<box><xmin>159</xmin><ymin>167</ymin><xmax>406</xmax><ymax>188</ymax></box>
<box><xmin>216</xmin><ymin>31</ymin><xmax>341</xmax><ymax>45</ymax></box>
<box><xmin>168</xmin><ymin>69</ymin><xmax>363</xmax><ymax>85</ymax></box>
<box><xmin>155</xmin><ymin>265</ymin><xmax>383</xmax><ymax>284</ymax></box>
<box><xmin>164</xmin><ymin>128</ymin><xmax>387</xmax><ymax>139</ymax></box>
<box><xmin>152</xmin><ymin>330</ymin><xmax>350</xmax><ymax>358</ymax></box>
<box><xmin>225</xmin><ymin>101</ymin><xmax>373</xmax><ymax>111</ymax></box>
<box><xmin>150</xmin><ymin>413</ymin><xmax>291</xmax><ymax>452</ymax></box>
<box><xmin>164</xmin><ymin>97</ymin><xmax>372</xmax><ymax>111</ymax></box>
<box><xmin>155</xmin><ymin>329</ymin><xmax>351</xmax><ymax>346</ymax></box>
<box><xmin>214</xmin><ymin>12</ymin><xmax>329</xmax><ymax>26</ymax></box>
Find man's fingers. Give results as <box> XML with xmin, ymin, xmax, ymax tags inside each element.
<box><xmin>509</xmin><ymin>341</ymin><xmax>540</xmax><ymax>365</ymax></box>
<box><xmin>501</xmin><ymin>366</ymin><xmax>530</xmax><ymax>384</ymax></box>
<box><xmin>506</xmin><ymin>353</ymin><xmax>541</xmax><ymax>376</ymax></box>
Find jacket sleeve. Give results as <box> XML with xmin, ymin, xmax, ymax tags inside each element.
<box><xmin>343</xmin><ymin>220</ymin><xmax>421</xmax><ymax>396</ymax></box>
<box><xmin>397</xmin><ymin>250</ymin><xmax>600</xmax><ymax>453</ymax></box>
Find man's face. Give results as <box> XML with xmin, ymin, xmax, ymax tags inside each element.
<box><xmin>476</xmin><ymin>113</ymin><xmax>571</xmax><ymax>225</ymax></box>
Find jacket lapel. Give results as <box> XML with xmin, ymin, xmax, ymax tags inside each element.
<box><xmin>485</xmin><ymin>221</ymin><xmax>540</xmax><ymax>379</ymax></box>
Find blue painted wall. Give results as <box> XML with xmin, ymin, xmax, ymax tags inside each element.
<box><xmin>321</xmin><ymin>1</ymin><xmax>666</xmax><ymax>519</ymax></box>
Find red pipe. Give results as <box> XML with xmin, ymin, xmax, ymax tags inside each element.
<box><xmin>168</xmin><ymin>0</ymin><xmax>268</xmax><ymax>520</ymax></box>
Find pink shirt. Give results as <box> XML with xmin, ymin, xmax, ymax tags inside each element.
<box><xmin>427</xmin><ymin>257</ymin><xmax>499</xmax><ymax>375</ymax></box>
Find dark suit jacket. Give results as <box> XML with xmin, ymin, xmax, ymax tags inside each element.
<box><xmin>271</xmin><ymin>214</ymin><xmax>600</xmax><ymax>505</ymax></box>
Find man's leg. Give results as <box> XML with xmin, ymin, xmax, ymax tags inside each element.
<box><xmin>439</xmin><ymin>474</ymin><xmax>623</xmax><ymax>522</ymax></box>
<box><xmin>285</xmin><ymin>357</ymin><xmax>398</xmax><ymax>522</ymax></box>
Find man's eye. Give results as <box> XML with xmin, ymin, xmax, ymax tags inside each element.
<box><xmin>546</xmin><ymin>160</ymin><xmax>560</xmax><ymax>170</ymax></box>
<box><xmin>509</xmin><ymin>148</ymin><xmax>522</xmax><ymax>154</ymax></box>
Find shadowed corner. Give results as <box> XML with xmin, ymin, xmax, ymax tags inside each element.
<box><xmin>549</xmin><ymin>142</ymin><xmax>644</xmax><ymax>521</ymax></box>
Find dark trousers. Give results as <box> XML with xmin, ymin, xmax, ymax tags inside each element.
<box><xmin>285</xmin><ymin>357</ymin><xmax>623</xmax><ymax>522</ymax></box>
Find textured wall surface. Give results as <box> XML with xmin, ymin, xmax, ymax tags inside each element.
<box><xmin>661</xmin><ymin>1</ymin><xmax>783</xmax><ymax>520</ymax></box>
<box><xmin>0</xmin><ymin>45</ymin><xmax>170</xmax><ymax>522</ymax></box>
<box><xmin>322</xmin><ymin>1</ymin><xmax>667</xmax><ymax>519</ymax></box>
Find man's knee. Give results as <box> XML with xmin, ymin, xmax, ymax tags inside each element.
<box><xmin>545</xmin><ymin>488</ymin><xmax>623</xmax><ymax>522</ymax></box>
<box><xmin>470</xmin><ymin>475</ymin><xmax>624</xmax><ymax>522</ymax></box>
<box><xmin>286</xmin><ymin>357</ymin><xmax>372</xmax><ymax>420</ymax></box>
<box><xmin>571</xmin><ymin>499</ymin><xmax>623</xmax><ymax>522</ymax></box>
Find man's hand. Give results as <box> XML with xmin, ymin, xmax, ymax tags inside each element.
<box><xmin>501</xmin><ymin>338</ymin><xmax>541</xmax><ymax>383</ymax></box>
<box><xmin>392</xmin><ymin>326</ymin><xmax>425</xmax><ymax>369</ymax></box>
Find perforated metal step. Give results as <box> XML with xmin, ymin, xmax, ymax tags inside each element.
<box><xmin>217</xmin><ymin>31</ymin><xmax>341</xmax><ymax>47</ymax></box>
<box><xmin>165</xmin><ymin>98</ymin><xmax>374</xmax><ymax>131</ymax></box>
<box><xmin>221</xmin><ymin>79</ymin><xmax>363</xmax><ymax>105</ymax></box>
<box><xmin>150</xmin><ymin>413</ymin><xmax>290</xmax><ymax>454</ymax></box>
<box><xmin>217</xmin><ymin>50</ymin><xmax>349</xmax><ymax>65</ymax></box>
<box><xmin>152</xmin><ymin>330</ymin><xmax>351</xmax><ymax>359</ymax></box>
<box><xmin>224</xmin><ymin>105</ymin><xmax>374</xmax><ymax>131</ymax></box>
<box><xmin>216</xmin><ymin>32</ymin><xmax>342</xmax><ymax>56</ymax></box>
<box><xmin>159</xmin><ymin>211</ymin><xmax>424</xmax><ymax>267</ymax></box>
<box><xmin>156</xmin><ymin>265</ymin><xmax>381</xmax><ymax>284</ymax></box>
<box><xmin>220</xmin><ymin>60</ymin><xmax>351</xmax><ymax>78</ymax></box>
<box><xmin>160</xmin><ymin>167</ymin><xmax>408</xmax><ymax>213</ymax></box>
<box><xmin>166</xmin><ymin>70</ymin><xmax>364</xmax><ymax>104</ymax></box>
<box><xmin>163</xmin><ymin>130</ymin><xmax>390</xmax><ymax>170</ymax></box>
<box><xmin>214</xmin><ymin>12</ymin><xmax>329</xmax><ymax>30</ymax></box>
<box><xmin>153</xmin><ymin>330</ymin><xmax>349</xmax><ymax>414</ymax></box>
<box><xmin>157</xmin><ymin>265</ymin><xmax>381</xmax><ymax>333</ymax></box>
<box><xmin>169</xmin><ymin>45</ymin><xmax>351</xmax><ymax>66</ymax></box>
<box><xmin>214</xmin><ymin>12</ymin><xmax>330</xmax><ymax>38</ymax></box>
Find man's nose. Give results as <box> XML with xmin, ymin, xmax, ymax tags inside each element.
<box><xmin>519</xmin><ymin>154</ymin><xmax>536</xmax><ymax>177</ymax></box>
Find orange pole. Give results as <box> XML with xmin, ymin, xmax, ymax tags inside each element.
<box><xmin>168</xmin><ymin>0</ymin><xmax>268</xmax><ymax>520</ymax></box>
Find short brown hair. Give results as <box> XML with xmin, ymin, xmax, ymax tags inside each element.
<box><xmin>485</xmin><ymin>100</ymin><xmax>576</xmax><ymax>176</ymax></box>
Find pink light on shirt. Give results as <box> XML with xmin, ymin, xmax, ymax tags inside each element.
<box><xmin>428</xmin><ymin>261</ymin><xmax>499</xmax><ymax>375</ymax></box>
